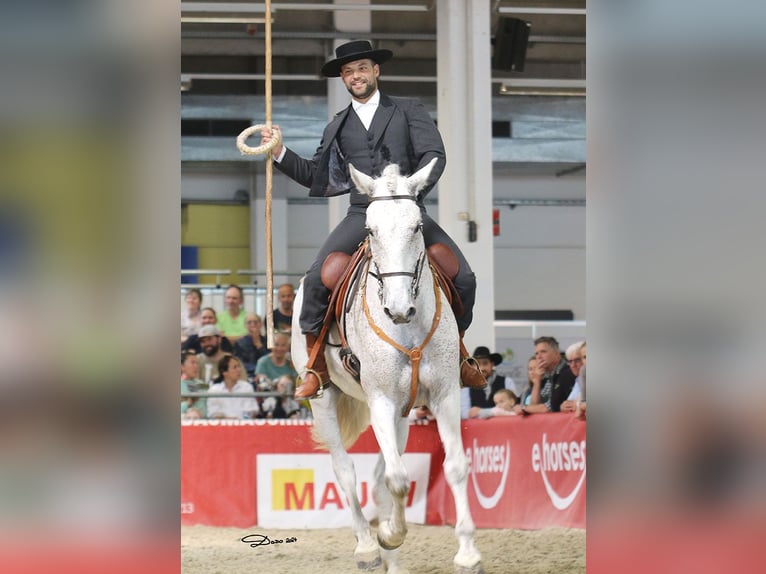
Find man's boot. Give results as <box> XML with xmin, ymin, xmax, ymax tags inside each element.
<box><xmin>459</xmin><ymin>331</ymin><xmax>487</xmax><ymax>389</ymax></box>
<box><xmin>294</xmin><ymin>333</ymin><xmax>329</xmax><ymax>399</ymax></box>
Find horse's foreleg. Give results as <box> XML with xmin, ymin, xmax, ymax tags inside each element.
<box><xmin>368</xmin><ymin>398</ymin><xmax>410</xmax><ymax>551</ymax></box>
<box><xmin>312</xmin><ymin>390</ymin><xmax>380</xmax><ymax>570</ymax></box>
<box><xmin>431</xmin><ymin>397</ymin><xmax>484</xmax><ymax>574</ymax></box>
<box><xmin>373</xmin><ymin>420</ymin><xmax>412</xmax><ymax>574</ymax></box>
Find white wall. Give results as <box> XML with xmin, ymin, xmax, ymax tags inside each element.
<box><xmin>181</xmin><ymin>169</ymin><xmax>586</xmax><ymax>319</ymax></box>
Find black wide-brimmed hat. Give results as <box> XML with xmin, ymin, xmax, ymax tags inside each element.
<box><xmin>321</xmin><ymin>40</ymin><xmax>393</xmax><ymax>78</ymax></box>
<box><xmin>473</xmin><ymin>346</ymin><xmax>503</xmax><ymax>366</ymax></box>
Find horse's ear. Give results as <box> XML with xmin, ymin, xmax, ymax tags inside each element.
<box><xmin>348</xmin><ymin>163</ymin><xmax>376</xmax><ymax>196</ymax></box>
<box><xmin>407</xmin><ymin>157</ymin><xmax>439</xmax><ymax>195</ymax></box>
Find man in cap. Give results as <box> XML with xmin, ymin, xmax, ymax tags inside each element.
<box><xmin>461</xmin><ymin>346</ymin><xmax>516</xmax><ymax>419</ymax></box>
<box><xmin>195</xmin><ymin>324</ymin><xmax>227</xmax><ymax>383</ymax></box>
<box><xmin>260</xmin><ymin>39</ymin><xmax>484</xmax><ymax>398</ymax></box>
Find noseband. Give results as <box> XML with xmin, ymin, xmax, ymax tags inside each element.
<box><xmin>366</xmin><ymin>194</ymin><xmax>425</xmax><ymax>299</ymax></box>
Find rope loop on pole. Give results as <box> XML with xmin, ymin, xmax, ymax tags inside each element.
<box><xmin>236</xmin><ymin>124</ymin><xmax>281</xmax><ymax>156</ymax></box>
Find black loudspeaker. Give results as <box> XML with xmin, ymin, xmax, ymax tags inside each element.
<box><xmin>492</xmin><ymin>17</ymin><xmax>531</xmax><ymax>72</ymax></box>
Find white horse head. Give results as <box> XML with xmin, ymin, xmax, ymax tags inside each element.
<box><xmin>349</xmin><ymin>158</ymin><xmax>438</xmax><ymax>324</ymax></box>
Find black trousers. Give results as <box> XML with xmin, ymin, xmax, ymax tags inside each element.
<box><xmin>300</xmin><ymin>205</ymin><xmax>476</xmax><ymax>334</ymax></box>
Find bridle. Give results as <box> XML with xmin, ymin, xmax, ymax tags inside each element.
<box><xmin>366</xmin><ymin>194</ymin><xmax>425</xmax><ymax>301</ymax></box>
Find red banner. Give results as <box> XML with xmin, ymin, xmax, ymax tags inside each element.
<box><xmin>181</xmin><ymin>415</ymin><xmax>585</xmax><ymax>529</ymax></box>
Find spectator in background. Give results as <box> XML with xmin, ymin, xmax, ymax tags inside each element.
<box><xmin>517</xmin><ymin>355</ymin><xmax>537</xmax><ymax>407</ymax></box>
<box><xmin>216</xmin><ymin>284</ymin><xmax>248</xmax><ymax>343</ymax></box>
<box><xmin>181</xmin><ymin>288</ymin><xmax>203</xmax><ymax>343</ymax></box>
<box><xmin>181</xmin><ymin>350</ymin><xmax>207</xmax><ymax>419</ymax></box>
<box><xmin>254</xmin><ymin>332</ymin><xmax>298</xmax><ymax>390</ymax></box>
<box><xmin>207</xmin><ymin>355</ymin><xmax>260</xmax><ymax>420</ymax></box>
<box><xmin>512</xmin><ymin>336</ymin><xmax>575</xmax><ymax>415</ymax></box>
<box><xmin>273</xmin><ymin>283</ymin><xmax>295</xmax><ymax>334</ymax></box>
<box><xmin>182</xmin><ymin>307</ymin><xmax>234</xmax><ymax>354</ymax></box>
<box><xmin>261</xmin><ymin>377</ymin><xmax>301</xmax><ymax>419</ymax></box>
<box><xmin>196</xmin><ymin>325</ymin><xmax>228</xmax><ymax>383</ymax></box>
<box><xmin>468</xmin><ymin>388</ymin><xmax>519</xmax><ymax>419</ymax></box>
<box><xmin>561</xmin><ymin>341</ymin><xmax>586</xmax><ymax>413</ymax></box>
<box><xmin>408</xmin><ymin>405</ymin><xmax>436</xmax><ymax>423</ymax></box>
<box><xmin>460</xmin><ymin>346</ymin><xmax>515</xmax><ymax>419</ymax></box>
<box><xmin>233</xmin><ymin>312</ymin><xmax>270</xmax><ymax>377</ymax></box>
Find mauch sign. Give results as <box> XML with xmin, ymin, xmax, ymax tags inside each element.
<box><xmin>256</xmin><ymin>453</ymin><xmax>431</xmax><ymax>528</ymax></box>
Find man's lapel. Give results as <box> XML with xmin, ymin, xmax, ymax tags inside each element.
<box><xmin>368</xmin><ymin>94</ymin><xmax>395</xmax><ymax>147</ymax></box>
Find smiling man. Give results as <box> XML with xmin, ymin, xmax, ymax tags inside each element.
<box><xmin>259</xmin><ymin>39</ymin><xmax>485</xmax><ymax>399</ymax></box>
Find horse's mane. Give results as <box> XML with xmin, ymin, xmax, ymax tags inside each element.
<box><xmin>382</xmin><ymin>164</ymin><xmax>403</xmax><ymax>196</ymax></box>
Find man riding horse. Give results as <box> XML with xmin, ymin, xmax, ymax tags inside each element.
<box><xmin>259</xmin><ymin>40</ymin><xmax>486</xmax><ymax>399</ymax></box>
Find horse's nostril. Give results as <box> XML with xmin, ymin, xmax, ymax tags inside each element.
<box><xmin>384</xmin><ymin>308</ymin><xmax>393</xmax><ymax>319</ymax></box>
<box><xmin>406</xmin><ymin>307</ymin><xmax>416</xmax><ymax>318</ymax></box>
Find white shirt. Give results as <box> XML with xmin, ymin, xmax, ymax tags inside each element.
<box><xmin>274</xmin><ymin>90</ymin><xmax>381</xmax><ymax>163</ymax></box>
<box><xmin>207</xmin><ymin>380</ymin><xmax>260</xmax><ymax>419</ymax></box>
<box><xmin>351</xmin><ymin>90</ymin><xmax>380</xmax><ymax>131</ymax></box>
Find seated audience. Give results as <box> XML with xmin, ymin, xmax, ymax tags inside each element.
<box><xmin>196</xmin><ymin>325</ymin><xmax>228</xmax><ymax>383</ymax></box>
<box><xmin>261</xmin><ymin>377</ymin><xmax>302</xmax><ymax>419</ymax></box>
<box><xmin>273</xmin><ymin>283</ymin><xmax>296</xmax><ymax>334</ymax></box>
<box><xmin>206</xmin><ymin>355</ymin><xmax>260</xmax><ymax>419</ymax></box>
<box><xmin>561</xmin><ymin>341</ymin><xmax>586</xmax><ymax>413</ymax></box>
<box><xmin>254</xmin><ymin>332</ymin><xmax>298</xmax><ymax>390</ymax></box>
<box><xmin>216</xmin><ymin>284</ymin><xmax>248</xmax><ymax>343</ymax></box>
<box><xmin>181</xmin><ymin>350</ymin><xmax>207</xmax><ymax>419</ymax></box>
<box><xmin>182</xmin><ymin>307</ymin><xmax>234</xmax><ymax>354</ymax></box>
<box><xmin>512</xmin><ymin>336</ymin><xmax>575</xmax><ymax>415</ymax></box>
<box><xmin>468</xmin><ymin>388</ymin><xmax>519</xmax><ymax>419</ymax></box>
<box><xmin>517</xmin><ymin>355</ymin><xmax>537</xmax><ymax>407</ymax></box>
<box><xmin>181</xmin><ymin>288</ymin><xmax>203</xmax><ymax>343</ymax></box>
<box><xmin>233</xmin><ymin>312</ymin><xmax>270</xmax><ymax>377</ymax></box>
<box><xmin>460</xmin><ymin>346</ymin><xmax>515</xmax><ymax>419</ymax></box>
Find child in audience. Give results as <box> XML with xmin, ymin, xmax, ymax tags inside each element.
<box><xmin>468</xmin><ymin>388</ymin><xmax>519</xmax><ymax>419</ymax></box>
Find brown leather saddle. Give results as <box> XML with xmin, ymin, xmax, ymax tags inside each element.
<box><xmin>317</xmin><ymin>239</ymin><xmax>464</xmax><ymax>381</ymax></box>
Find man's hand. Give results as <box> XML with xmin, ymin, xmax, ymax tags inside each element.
<box><xmin>260</xmin><ymin>124</ymin><xmax>283</xmax><ymax>157</ymax></box>
<box><xmin>560</xmin><ymin>400</ymin><xmax>577</xmax><ymax>413</ymax></box>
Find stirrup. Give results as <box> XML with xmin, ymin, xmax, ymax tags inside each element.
<box><xmin>296</xmin><ymin>368</ymin><xmax>328</xmax><ymax>399</ymax></box>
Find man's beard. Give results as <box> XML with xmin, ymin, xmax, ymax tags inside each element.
<box><xmin>202</xmin><ymin>345</ymin><xmax>219</xmax><ymax>357</ymax></box>
<box><xmin>347</xmin><ymin>80</ymin><xmax>375</xmax><ymax>100</ymax></box>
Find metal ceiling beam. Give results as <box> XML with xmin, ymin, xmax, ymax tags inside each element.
<box><xmin>181</xmin><ymin>2</ymin><xmax>431</xmax><ymax>13</ymax></box>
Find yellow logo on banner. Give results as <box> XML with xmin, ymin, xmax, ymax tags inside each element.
<box><xmin>272</xmin><ymin>469</ymin><xmax>314</xmax><ymax>510</ymax></box>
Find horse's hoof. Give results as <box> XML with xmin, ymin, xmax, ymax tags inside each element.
<box><xmin>356</xmin><ymin>555</ymin><xmax>382</xmax><ymax>571</ymax></box>
<box><xmin>377</xmin><ymin>522</ymin><xmax>406</xmax><ymax>550</ymax></box>
<box><xmin>455</xmin><ymin>563</ymin><xmax>484</xmax><ymax>574</ymax></box>
<box><xmin>377</xmin><ymin>533</ymin><xmax>402</xmax><ymax>551</ymax></box>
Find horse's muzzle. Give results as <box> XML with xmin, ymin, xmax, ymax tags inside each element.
<box><xmin>385</xmin><ymin>306</ymin><xmax>416</xmax><ymax>324</ymax></box>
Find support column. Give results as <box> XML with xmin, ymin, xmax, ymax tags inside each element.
<box><xmin>437</xmin><ymin>0</ymin><xmax>496</xmax><ymax>350</ymax></box>
<box><xmin>327</xmin><ymin>0</ymin><xmax>371</xmax><ymax>229</ymax></box>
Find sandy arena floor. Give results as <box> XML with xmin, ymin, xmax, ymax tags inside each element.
<box><xmin>182</xmin><ymin>523</ymin><xmax>585</xmax><ymax>574</ymax></box>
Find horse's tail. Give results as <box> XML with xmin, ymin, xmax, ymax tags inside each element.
<box><xmin>312</xmin><ymin>394</ymin><xmax>370</xmax><ymax>451</ymax></box>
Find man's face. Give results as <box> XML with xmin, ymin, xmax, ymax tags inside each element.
<box><xmin>535</xmin><ymin>342</ymin><xmax>560</xmax><ymax>372</ymax></box>
<box><xmin>201</xmin><ymin>309</ymin><xmax>217</xmax><ymax>325</ymax></box>
<box><xmin>476</xmin><ymin>357</ymin><xmax>494</xmax><ymax>379</ymax></box>
<box><xmin>340</xmin><ymin>59</ymin><xmax>379</xmax><ymax>102</ymax></box>
<box><xmin>278</xmin><ymin>287</ymin><xmax>295</xmax><ymax>312</ymax></box>
<box><xmin>200</xmin><ymin>336</ymin><xmax>220</xmax><ymax>357</ymax></box>
<box><xmin>568</xmin><ymin>353</ymin><xmax>583</xmax><ymax>376</ymax></box>
<box><xmin>224</xmin><ymin>288</ymin><xmax>242</xmax><ymax>312</ymax></box>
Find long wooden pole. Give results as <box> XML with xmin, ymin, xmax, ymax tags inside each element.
<box><xmin>264</xmin><ymin>0</ymin><xmax>275</xmax><ymax>348</ymax></box>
